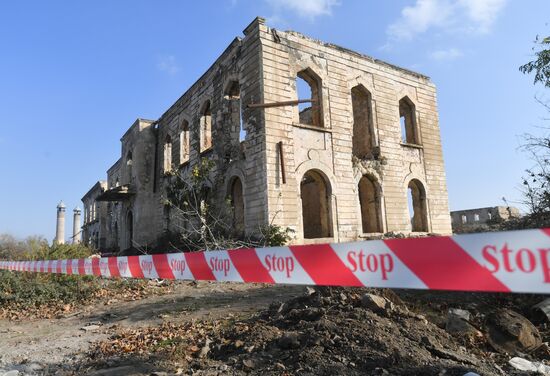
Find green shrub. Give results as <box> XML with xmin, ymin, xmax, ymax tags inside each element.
<box><xmin>0</xmin><ymin>240</ymin><xmax>101</xmax><ymax>309</ymax></box>
<box><xmin>33</xmin><ymin>242</ymin><xmax>95</xmax><ymax>261</ymax></box>
<box><xmin>0</xmin><ymin>271</ymin><xmax>100</xmax><ymax>307</ymax></box>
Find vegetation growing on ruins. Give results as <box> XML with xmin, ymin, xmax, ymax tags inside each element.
<box><xmin>163</xmin><ymin>157</ymin><xmax>293</xmax><ymax>252</ymax></box>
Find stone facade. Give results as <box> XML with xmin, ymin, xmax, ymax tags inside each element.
<box><xmin>450</xmin><ymin>206</ymin><xmax>520</xmax><ymax>232</ymax></box>
<box><xmin>82</xmin><ymin>17</ymin><xmax>452</xmax><ymax>252</ymax></box>
<box><xmin>81</xmin><ymin>181</ymin><xmax>107</xmax><ymax>249</ymax></box>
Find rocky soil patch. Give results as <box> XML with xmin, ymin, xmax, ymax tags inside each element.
<box><xmin>78</xmin><ymin>287</ymin><xmax>550</xmax><ymax>376</ymax></box>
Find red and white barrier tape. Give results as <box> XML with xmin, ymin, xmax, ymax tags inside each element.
<box><xmin>1</xmin><ymin>229</ymin><xmax>550</xmax><ymax>293</ymax></box>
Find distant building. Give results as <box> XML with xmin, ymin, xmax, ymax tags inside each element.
<box><xmin>81</xmin><ymin>181</ymin><xmax>108</xmax><ymax>249</ymax></box>
<box><xmin>450</xmin><ymin>206</ymin><xmax>520</xmax><ymax>232</ymax></box>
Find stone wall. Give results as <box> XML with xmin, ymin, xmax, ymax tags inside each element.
<box><xmin>257</xmin><ymin>19</ymin><xmax>452</xmax><ymax>242</ymax></box>
<box><xmin>451</xmin><ymin>206</ymin><xmax>521</xmax><ymax>231</ymax></box>
<box><xmin>81</xmin><ymin>181</ymin><xmax>107</xmax><ymax>249</ymax></box>
<box><xmin>153</xmin><ymin>19</ymin><xmax>267</xmax><ymax>241</ymax></box>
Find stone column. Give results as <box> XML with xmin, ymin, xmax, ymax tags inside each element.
<box><xmin>73</xmin><ymin>207</ymin><xmax>82</xmax><ymax>244</ymax></box>
<box><xmin>54</xmin><ymin>201</ymin><xmax>66</xmax><ymax>245</ymax></box>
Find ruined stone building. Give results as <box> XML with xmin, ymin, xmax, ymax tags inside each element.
<box><xmin>450</xmin><ymin>206</ymin><xmax>520</xmax><ymax>232</ymax></box>
<box><xmin>82</xmin><ymin>181</ymin><xmax>108</xmax><ymax>249</ymax></box>
<box><xmin>81</xmin><ymin>17</ymin><xmax>452</xmax><ymax>252</ymax></box>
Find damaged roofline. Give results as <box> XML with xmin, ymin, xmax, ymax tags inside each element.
<box><xmin>120</xmin><ymin>118</ymin><xmax>156</xmax><ymax>142</ymax></box>
<box><xmin>156</xmin><ymin>36</ymin><xmax>243</xmax><ymax>124</ymax></box>
<box><xmin>280</xmin><ymin>29</ymin><xmax>430</xmax><ymax>81</ymax></box>
<box><xmin>81</xmin><ymin>180</ymin><xmax>107</xmax><ymax>202</ymax></box>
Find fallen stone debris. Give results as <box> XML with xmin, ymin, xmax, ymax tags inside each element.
<box><xmin>509</xmin><ymin>356</ymin><xmax>550</xmax><ymax>374</ymax></box>
<box><xmin>78</xmin><ymin>287</ymin><xmax>550</xmax><ymax>376</ymax></box>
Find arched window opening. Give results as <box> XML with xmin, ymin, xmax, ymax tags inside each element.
<box><xmin>296</xmin><ymin>69</ymin><xmax>323</xmax><ymax>127</ymax></box>
<box><xmin>107</xmin><ymin>203</ymin><xmax>112</xmax><ymax>230</ymax></box>
<box><xmin>164</xmin><ymin>135</ymin><xmax>172</xmax><ymax>172</ymax></box>
<box><xmin>399</xmin><ymin>97</ymin><xmax>417</xmax><ymax>144</ymax></box>
<box><xmin>407</xmin><ymin>179</ymin><xmax>428</xmax><ymax>232</ymax></box>
<box><xmin>126</xmin><ymin>150</ymin><xmax>133</xmax><ymax>184</ymax></box>
<box><xmin>164</xmin><ymin>205</ymin><xmax>171</xmax><ymax>232</ymax></box>
<box><xmin>461</xmin><ymin>215</ymin><xmax>467</xmax><ymax>224</ymax></box>
<box><xmin>126</xmin><ymin>211</ymin><xmax>133</xmax><ymax>249</ymax></box>
<box><xmin>352</xmin><ymin>85</ymin><xmax>375</xmax><ymax>159</ymax></box>
<box><xmin>224</xmin><ymin>81</ymin><xmax>245</xmax><ymax>142</ymax></box>
<box><xmin>113</xmin><ymin>221</ymin><xmax>119</xmax><ymax>250</ymax></box>
<box><xmin>301</xmin><ymin>170</ymin><xmax>332</xmax><ymax>238</ymax></box>
<box><xmin>200</xmin><ymin>100</ymin><xmax>212</xmax><ymax>152</ymax></box>
<box><xmin>358</xmin><ymin>175</ymin><xmax>382</xmax><ymax>233</ymax></box>
<box><xmin>180</xmin><ymin>120</ymin><xmax>190</xmax><ymax>164</ymax></box>
<box><xmin>229</xmin><ymin>177</ymin><xmax>245</xmax><ymax>237</ymax></box>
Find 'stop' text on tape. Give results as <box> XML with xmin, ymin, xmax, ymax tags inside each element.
<box><xmin>1</xmin><ymin>228</ymin><xmax>550</xmax><ymax>294</ymax></box>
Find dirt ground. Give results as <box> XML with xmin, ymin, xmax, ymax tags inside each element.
<box><xmin>0</xmin><ymin>281</ymin><xmax>304</xmax><ymax>375</ymax></box>
<box><xmin>0</xmin><ymin>282</ymin><xmax>548</xmax><ymax>376</ymax></box>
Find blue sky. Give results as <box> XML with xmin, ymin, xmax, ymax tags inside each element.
<box><xmin>0</xmin><ymin>0</ymin><xmax>548</xmax><ymax>240</ymax></box>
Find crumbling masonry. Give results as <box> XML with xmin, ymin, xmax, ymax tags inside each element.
<box><xmin>81</xmin><ymin>17</ymin><xmax>452</xmax><ymax>251</ymax></box>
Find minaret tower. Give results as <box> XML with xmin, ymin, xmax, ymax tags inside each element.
<box><xmin>72</xmin><ymin>207</ymin><xmax>82</xmax><ymax>244</ymax></box>
<box><xmin>54</xmin><ymin>201</ymin><xmax>66</xmax><ymax>245</ymax></box>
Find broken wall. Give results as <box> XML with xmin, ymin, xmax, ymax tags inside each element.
<box><xmin>256</xmin><ymin>20</ymin><xmax>452</xmax><ymax>241</ymax></box>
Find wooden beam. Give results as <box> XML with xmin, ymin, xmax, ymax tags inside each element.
<box><xmin>247</xmin><ymin>99</ymin><xmax>316</xmax><ymax>109</ymax></box>
<box><xmin>278</xmin><ymin>141</ymin><xmax>286</xmax><ymax>184</ymax></box>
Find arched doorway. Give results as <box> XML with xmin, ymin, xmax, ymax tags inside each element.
<box><xmin>229</xmin><ymin>177</ymin><xmax>245</xmax><ymax>237</ymax></box>
<box><xmin>126</xmin><ymin>211</ymin><xmax>133</xmax><ymax>249</ymax></box>
<box><xmin>358</xmin><ymin>175</ymin><xmax>382</xmax><ymax>233</ymax></box>
<box><xmin>301</xmin><ymin>170</ymin><xmax>332</xmax><ymax>238</ymax></box>
<box><xmin>407</xmin><ymin>179</ymin><xmax>428</xmax><ymax>232</ymax></box>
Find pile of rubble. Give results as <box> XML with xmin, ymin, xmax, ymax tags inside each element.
<box><xmin>85</xmin><ymin>287</ymin><xmax>550</xmax><ymax>375</ymax></box>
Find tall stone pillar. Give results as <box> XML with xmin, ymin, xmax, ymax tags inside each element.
<box><xmin>73</xmin><ymin>207</ymin><xmax>82</xmax><ymax>244</ymax></box>
<box><xmin>54</xmin><ymin>201</ymin><xmax>66</xmax><ymax>245</ymax></box>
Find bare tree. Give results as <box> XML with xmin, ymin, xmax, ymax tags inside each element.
<box><xmin>162</xmin><ymin>158</ymin><xmax>292</xmax><ymax>252</ymax></box>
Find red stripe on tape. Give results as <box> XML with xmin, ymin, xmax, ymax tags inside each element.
<box><xmin>128</xmin><ymin>256</ymin><xmax>144</xmax><ymax>279</ymax></box>
<box><xmin>290</xmin><ymin>244</ymin><xmax>363</xmax><ymax>287</ymax></box>
<box><xmin>56</xmin><ymin>261</ymin><xmax>62</xmax><ymax>274</ymax></box>
<box><xmin>92</xmin><ymin>258</ymin><xmax>101</xmax><ymax>276</ymax></box>
<box><xmin>108</xmin><ymin>257</ymin><xmax>120</xmax><ymax>277</ymax></box>
<box><xmin>66</xmin><ymin>260</ymin><xmax>73</xmax><ymax>275</ymax></box>
<box><xmin>152</xmin><ymin>254</ymin><xmax>175</xmax><ymax>280</ymax></box>
<box><xmin>228</xmin><ymin>248</ymin><xmax>275</xmax><ymax>284</ymax></box>
<box><xmin>186</xmin><ymin>252</ymin><xmax>216</xmax><ymax>281</ymax></box>
<box><xmin>542</xmin><ymin>229</ymin><xmax>550</xmax><ymax>237</ymax></box>
<box><xmin>384</xmin><ymin>237</ymin><xmax>511</xmax><ymax>292</ymax></box>
<box><xmin>78</xmin><ymin>259</ymin><xmax>85</xmax><ymax>275</ymax></box>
